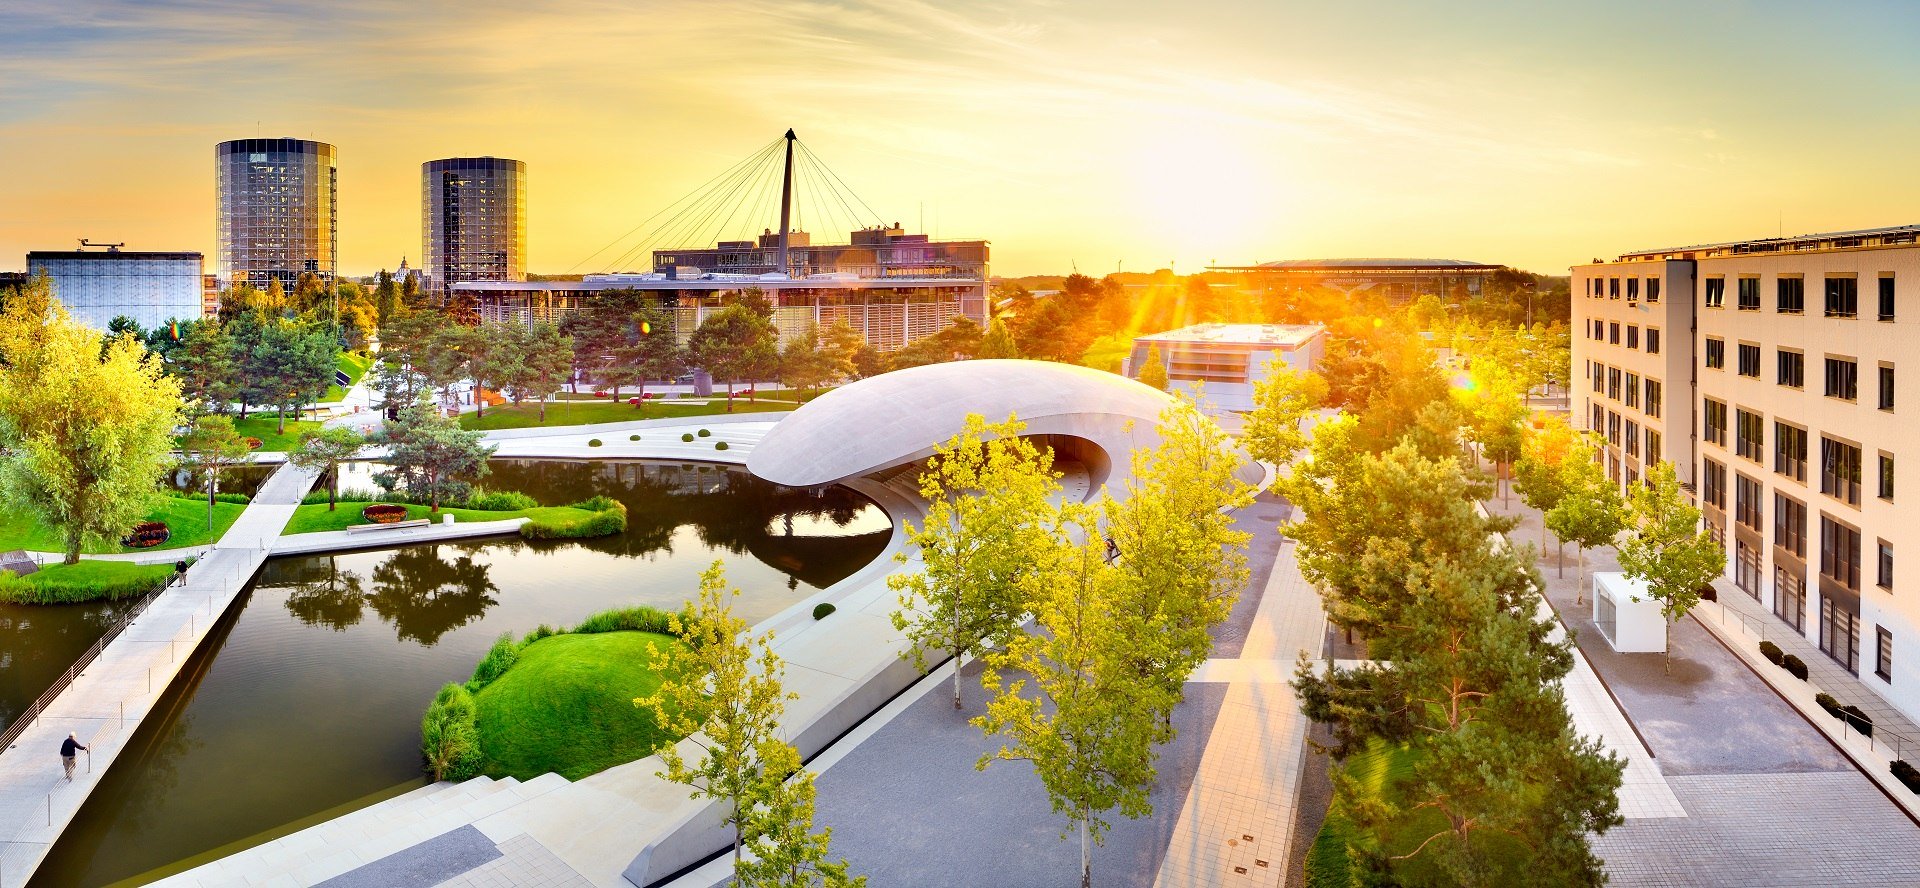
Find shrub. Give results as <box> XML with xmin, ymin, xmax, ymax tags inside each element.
<box><xmin>467</xmin><ymin>633</ymin><xmax>522</xmax><ymax>692</ymax></box>
<box><xmin>420</xmin><ymin>683</ymin><xmax>483</xmax><ymax>782</ymax></box>
<box><xmin>1893</xmin><ymin>760</ymin><xmax>1920</xmax><ymax>794</ymax></box>
<box><xmin>522</xmin><ymin>623</ymin><xmax>559</xmax><ymax>645</ymax></box>
<box><xmin>630</xmin><ymin>434</ymin><xmax>641</xmax><ymax>441</ymax></box>
<box><xmin>1783</xmin><ymin>654</ymin><xmax>1809</xmax><ymax>680</ymax></box>
<box><xmin>574</xmin><ymin>604</ymin><xmax>677</xmax><ymax>636</ymax></box>
<box><xmin>1842</xmin><ymin>704</ymin><xmax>1873</xmax><ymax>737</ymax></box>
<box><xmin>464</xmin><ymin>489</ymin><xmax>538</xmax><ymax>512</ymax></box>
<box><xmin>1759</xmin><ymin>640</ymin><xmax>1784</xmax><ymax>666</ymax></box>
<box><xmin>588</xmin><ymin>439</ymin><xmax>603</xmax><ymax>447</ymax></box>
<box><xmin>697</xmin><ymin>428</ymin><xmax>711</xmax><ymax>438</ymax></box>
<box><xmin>213</xmin><ymin>492</ymin><xmax>251</xmax><ymax>504</ymax></box>
<box><xmin>1815</xmin><ymin>692</ymin><xmax>1842</xmax><ymax>718</ymax></box>
<box><xmin>304</xmin><ymin>487</ymin><xmax>383</xmax><ymax>505</ymax></box>
<box><xmin>682</xmin><ymin>433</ymin><xmax>695</xmax><ymax>443</ymax></box>
<box><xmin>518</xmin><ymin>497</ymin><xmax>628</xmax><ymax>540</ymax></box>
<box><xmin>715</xmin><ymin>441</ymin><xmax>730</xmax><ymax>451</ymax></box>
<box><xmin>812</xmin><ymin>602</ymin><xmax>836</xmax><ymax>621</ymax></box>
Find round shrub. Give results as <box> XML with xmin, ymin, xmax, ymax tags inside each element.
<box><xmin>715</xmin><ymin>441</ymin><xmax>730</xmax><ymax>451</ymax></box>
<box><xmin>630</xmin><ymin>434</ymin><xmax>641</xmax><ymax>441</ymax></box>
<box><xmin>1759</xmin><ymin>640</ymin><xmax>1785</xmax><ymax>666</ymax></box>
<box><xmin>588</xmin><ymin>439</ymin><xmax>603</xmax><ymax>447</ymax></box>
<box><xmin>682</xmin><ymin>433</ymin><xmax>695</xmax><ymax>443</ymax></box>
<box><xmin>812</xmin><ymin>602</ymin><xmax>836</xmax><ymax>621</ymax></box>
<box><xmin>697</xmin><ymin>428</ymin><xmax>711</xmax><ymax>437</ymax></box>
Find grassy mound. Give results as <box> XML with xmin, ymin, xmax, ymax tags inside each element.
<box><xmin>456</xmin><ymin>398</ymin><xmax>790</xmax><ymax>431</ymax></box>
<box><xmin>0</xmin><ymin>560</ymin><xmax>176</xmax><ymax>604</ymax></box>
<box><xmin>472</xmin><ymin>631</ymin><xmax>684</xmax><ymax>780</ymax></box>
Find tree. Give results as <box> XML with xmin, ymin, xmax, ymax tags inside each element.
<box><xmin>978</xmin><ymin>317</ymin><xmax>1019</xmax><ymax>359</ymax></box>
<box><xmin>889</xmin><ymin>413</ymin><xmax>1059</xmax><ymax>709</ymax></box>
<box><xmin>1239</xmin><ymin>365</ymin><xmax>1329</xmax><ymax>469</ymax></box>
<box><xmin>1513</xmin><ymin>415</ymin><xmax>1577</xmax><ymax>565</ymax></box>
<box><xmin>689</xmin><ymin>303</ymin><xmax>779</xmax><ymax>410</ymax></box>
<box><xmin>975</xmin><ymin>502</ymin><xmax>1162</xmax><ymax>888</ymax></box>
<box><xmin>1616</xmin><ymin>461</ymin><xmax>1726</xmax><ymax>672</ymax></box>
<box><xmin>778</xmin><ymin>321</ymin><xmax>835</xmax><ymax>397</ymax></box>
<box><xmin>820</xmin><ymin>321</ymin><xmax>862</xmax><ymax>384</ymax></box>
<box><xmin>621</xmin><ymin>307</ymin><xmax>685</xmax><ymax>403</ymax></box>
<box><xmin>638</xmin><ymin>563</ymin><xmax>861</xmax><ymax>886</ymax></box>
<box><xmin>1135</xmin><ymin>344</ymin><xmax>1168</xmax><ymax>391</ymax></box>
<box><xmin>171</xmin><ymin>320</ymin><xmax>239</xmax><ymax>412</ymax></box>
<box><xmin>179</xmin><ymin>414</ymin><xmax>251</xmax><ymax>530</ymax></box>
<box><xmin>0</xmin><ymin>286</ymin><xmax>183</xmax><ymax>564</ymax></box>
<box><xmin>289</xmin><ymin>426</ymin><xmax>366</xmax><ymax>511</ymax></box>
<box><xmin>1544</xmin><ymin>435</ymin><xmax>1624</xmax><ymax>606</ymax></box>
<box><xmin>370</xmin><ymin>403</ymin><xmax>494</xmax><ymax>511</ymax></box>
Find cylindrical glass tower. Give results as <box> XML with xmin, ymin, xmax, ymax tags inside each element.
<box><xmin>214</xmin><ymin>138</ymin><xmax>338</xmax><ymax>292</ymax></box>
<box><xmin>422</xmin><ymin>157</ymin><xmax>527</xmax><ymax>296</ymax></box>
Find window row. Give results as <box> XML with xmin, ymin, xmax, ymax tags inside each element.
<box><xmin>1585</xmin><ymin>363</ymin><xmax>1661</xmax><ymax>417</ymax></box>
<box><xmin>1584</xmin><ymin>320</ymin><xmax>1660</xmax><ymax>354</ymax></box>
<box><xmin>1702</xmin><ymin>273</ymin><xmax>1897</xmax><ymax>321</ymax></box>
<box><xmin>1702</xmin><ymin>341</ymin><xmax>1894</xmax><ymax>409</ymax></box>
<box><xmin>1586</xmin><ymin>276</ymin><xmax>1662</xmax><ymax>304</ymax></box>
<box><xmin>1701</xmin><ymin>398</ymin><xmax>1894</xmax><ymax>504</ymax></box>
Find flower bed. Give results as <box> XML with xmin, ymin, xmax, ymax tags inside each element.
<box><xmin>243</xmin><ymin>436</ymin><xmax>264</xmax><ymax>451</ymax></box>
<box><xmin>361</xmin><ymin>503</ymin><xmax>410</xmax><ymax>524</ymax></box>
<box><xmin>121</xmin><ymin>521</ymin><xmax>171</xmax><ymax>548</ymax></box>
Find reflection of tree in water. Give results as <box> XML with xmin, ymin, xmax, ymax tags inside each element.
<box><xmin>365</xmin><ymin>544</ymin><xmax>499</xmax><ymax>645</ymax></box>
<box><xmin>110</xmin><ymin>708</ymin><xmax>205</xmax><ymax>842</ymax></box>
<box><xmin>284</xmin><ymin>562</ymin><xmax>366</xmax><ymax>632</ymax></box>
<box><xmin>0</xmin><ymin>598</ymin><xmax>139</xmax><ymax>726</ymax></box>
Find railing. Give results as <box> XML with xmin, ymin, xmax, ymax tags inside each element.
<box><xmin>0</xmin><ymin>577</ymin><xmax>169</xmax><ymax>752</ymax></box>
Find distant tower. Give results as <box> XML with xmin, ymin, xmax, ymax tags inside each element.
<box><xmin>422</xmin><ymin>157</ymin><xmax>526</xmax><ymax>296</ymax></box>
<box><xmin>215</xmin><ymin>138</ymin><xmax>338</xmax><ymax>291</ymax></box>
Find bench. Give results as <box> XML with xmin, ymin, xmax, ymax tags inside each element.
<box><xmin>345</xmin><ymin>518</ymin><xmax>433</xmax><ymax>534</ymax></box>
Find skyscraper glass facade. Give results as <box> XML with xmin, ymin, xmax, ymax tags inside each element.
<box><xmin>26</xmin><ymin>251</ymin><xmax>205</xmax><ymax>330</ymax></box>
<box><xmin>422</xmin><ymin>157</ymin><xmax>526</xmax><ymax>295</ymax></box>
<box><xmin>214</xmin><ymin>138</ymin><xmax>337</xmax><ymax>292</ymax></box>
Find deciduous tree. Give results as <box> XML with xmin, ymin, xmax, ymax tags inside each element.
<box><xmin>1135</xmin><ymin>344</ymin><xmax>1168</xmax><ymax>391</ymax></box>
<box><xmin>180</xmin><ymin>414</ymin><xmax>251</xmax><ymax>529</ymax></box>
<box><xmin>289</xmin><ymin>426</ymin><xmax>366</xmax><ymax>511</ymax></box>
<box><xmin>1239</xmin><ymin>365</ymin><xmax>1329</xmax><ymax>469</ymax></box>
<box><xmin>1616</xmin><ymin>461</ymin><xmax>1726</xmax><ymax>672</ymax></box>
<box><xmin>1544</xmin><ymin>435</ymin><xmax>1624</xmax><ymax>605</ymax></box>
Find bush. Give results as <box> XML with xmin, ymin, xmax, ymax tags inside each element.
<box><xmin>464</xmin><ymin>489</ymin><xmax>538</xmax><ymax>512</ymax></box>
<box><xmin>1783</xmin><ymin>654</ymin><xmax>1809</xmax><ymax>680</ymax></box>
<box><xmin>682</xmin><ymin>433</ymin><xmax>694</xmax><ymax>443</ymax></box>
<box><xmin>630</xmin><ymin>434</ymin><xmax>641</xmax><ymax>441</ymax></box>
<box><xmin>715</xmin><ymin>441</ymin><xmax>729</xmax><ymax>451</ymax></box>
<box><xmin>812</xmin><ymin>602</ymin><xmax>836</xmax><ymax>620</ymax></box>
<box><xmin>1893</xmin><ymin>760</ymin><xmax>1920</xmax><ymax>794</ymax></box>
<box><xmin>1842</xmin><ymin>704</ymin><xmax>1873</xmax><ymax>737</ymax></box>
<box><xmin>303</xmin><ymin>486</ymin><xmax>382</xmax><ymax>505</ymax></box>
<box><xmin>574</xmin><ymin>605</ymin><xmax>678</xmax><ymax>636</ymax></box>
<box><xmin>522</xmin><ymin>623</ymin><xmax>559</xmax><ymax>645</ymax></box>
<box><xmin>1815</xmin><ymin>692</ymin><xmax>1842</xmax><ymax>718</ymax></box>
<box><xmin>588</xmin><ymin>439</ymin><xmax>603</xmax><ymax>447</ymax></box>
<box><xmin>1759</xmin><ymin>640</ymin><xmax>1784</xmax><ymax>666</ymax></box>
<box><xmin>421</xmin><ymin>683</ymin><xmax>483</xmax><ymax>782</ymax></box>
<box><xmin>467</xmin><ymin>633</ymin><xmax>522</xmax><ymax>692</ymax></box>
<box><xmin>697</xmin><ymin>428</ymin><xmax>711</xmax><ymax>438</ymax></box>
<box><xmin>518</xmin><ymin>497</ymin><xmax>628</xmax><ymax>540</ymax></box>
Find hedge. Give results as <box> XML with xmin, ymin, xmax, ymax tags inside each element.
<box><xmin>1782</xmin><ymin>654</ymin><xmax>1809</xmax><ymax>680</ymax></box>
<box><xmin>1893</xmin><ymin>760</ymin><xmax>1920</xmax><ymax>794</ymax></box>
<box><xmin>1759</xmin><ymin>640</ymin><xmax>1784</xmax><ymax>666</ymax></box>
<box><xmin>0</xmin><ymin>561</ymin><xmax>178</xmax><ymax>604</ymax></box>
<box><xmin>518</xmin><ymin>496</ymin><xmax>628</xmax><ymax>540</ymax></box>
<box><xmin>421</xmin><ymin>683</ymin><xmax>483</xmax><ymax>781</ymax></box>
<box><xmin>812</xmin><ymin>602</ymin><xmax>836</xmax><ymax>620</ymax></box>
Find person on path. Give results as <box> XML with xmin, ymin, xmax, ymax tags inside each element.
<box><xmin>60</xmin><ymin>732</ymin><xmax>87</xmax><ymax>782</ymax></box>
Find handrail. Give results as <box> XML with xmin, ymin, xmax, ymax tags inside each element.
<box><xmin>0</xmin><ymin>576</ymin><xmax>170</xmax><ymax>751</ymax></box>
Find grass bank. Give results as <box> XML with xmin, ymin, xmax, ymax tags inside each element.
<box><xmin>0</xmin><ymin>494</ymin><xmax>245</xmax><ymax>555</ymax></box>
<box><xmin>322</xmin><ymin>351</ymin><xmax>374</xmax><ymax>402</ymax></box>
<box><xmin>282</xmin><ymin>501</ymin><xmax>598</xmax><ymax>535</ymax></box>
<box><xmin>0</xmin><ymin>560</ymin><xmax>177</xmax><ymax>604</ymax></box>
<box><xmin>456</xmin><ymin>398</ymin><xmax>789</xmax><ymax>431</ymax></box>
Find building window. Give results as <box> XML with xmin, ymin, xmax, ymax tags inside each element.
<box><xmin>1592</xmin><ymin>364</ymin><xmax>1605</xmax><ymax>394</ymax></box>
<box><xmin>1820</xmin><ymin>593</ymin><xmax>1861</xmax><ymax>675</ymax></box>
<box><xmin>1777</xmin><ymin>276</ymin><xmax>1805</xmax><ymax>313</ymax></box>
<box><xmin>1649</xmin><ymin>279</ymin><xmax>1662</xmax><ymax>303</ymax></box>
<box><xmin>1627</xmin><ymin>278</ymin><xmax>1640</xmax><ymax>302</ymax></box>
<box><xmin>1738</xmin><ymin>277</ymin><xmax>1762</xmax><ymax>311</ymax></box>
<box><xmin>1879</xmin><ymin>540</ymin><xmax>1894</xmax><ymax>590</ymax></box>
<box><xmin>1880</xmin><ymin>364</ymin><xmax>1895</xmax><ymax>411</ymax></box>
<box><xmin>1879</xmin><ymin>275</ymin><xmax>1896</xmax><ymax>321</ymax></box>
<box><xmin>1880</xmin><ymin>453</ymin><xmax>1895</xmax><ymax>501</ymax></box>
<box><xmin>1821</xmin><ymin>515</ymin><xmax>1862</xmax><ymax>593</ymax></box>
<box><xmin>1609</xmin><ymin>322</ymin><xmax>1620</xmax><ymax>345</ymax></box>
<box><xmin>1705</xmin><ymin>337</ymin><xmax>1726</xmax><ymax>369</ymax></box>
<box><xmin>1821</xmin><ymin>436</ymin><xmax>1862</xmax><ymax>505</ymax></box>
<box><xmin>1825</xmin><ymin>276</ymin><xmax>1859</xmax><ymax>318</ymax></box>
<box><xmin>1608</xmin><ymin>411</ymin><xmax>1621</xmax><ymax>446</ymax></box>
<box><xmin>1704</xmin><ymin>398</ymin><xmax>1727</xmax><ymax>446</ymax></box>
<box><xmin>1736</xmin><ymin>409</ymin><xmax>1765</xmax><ymax>462</ymax></box>
<box><xmin>1648</xmin><ymin>328</ymin><xmax>1661</xmax><ymax>354</ymax></box>
<box><xmin>1777</xmin><ymin>350</ymin><xmax>1804</xmax><ymax>388</ymax></box>
<box><xmin>1627</xmin><ymin>325</ymin><xmax>1639</xmax><ymax>350</ymax></box>
<box><xmin>1825</xmin><ymin>357</ymin><xmax>1858</xmax><ymax>401</ymax></box>
<box><xmin>1738</xmin><ymin>343</ymin><xmax>1761</xmax><ymax>378</ymax></box>
<box><xmin>1775</xmin><ymin>566</ymin><xmax>1806</xmax><ymax>631</ymax></box>
<box><xmin>1646</xmin><ymin>379</ymin><xmax>1662</xmax><ymax>418</ymax></box>
<box><xmin>1626</xmin><ymin>420</ymin><xmax>1641</xmax><ymax>457</ymax></box>
<box><xmin>1608</xmin><ymin>367</ymin><xmax>1621</xmax><ymax>400</ymax></box>
<box><xmin>1647</xmin><ymin>428</ymin><xmax>1661</xmax><ymax>459</ymax></box>
<box><xmin>1625</xmin><ymin>372</ymin><xmax>1641</xmax><ymax>408</ymax></box>
<box><xmin>1774</xmin><ymin>422</ymin><xmax>1807</xmax><ymax>482</ymax></box>
<box><xmin>1705</xmin><ymin>277</ymin><xmax>1726</xmax><ymax>308</ymax></box>
<box><xmin>1703</xmin><ymin>458</ymin><xmax>1728</xmax><ymax>507</ymax></box>
<box><xmin>1736</xmin><ymin>539</ymin><xmax>1761</xmax><ymax>597</ymax></box>
<box><xmin>1774</xmin><ymin>493</ymin><xmax>1806</xmax><ymax>557</ymax></box>
<box><xmin>1609</xmin><ymin>278</ymin><xmax>1620</xmax><ymax>299</ymax></box>
<box><xmin>1877</xmin><ymin>627</ymin><xmax>1893</xmax><ymax>683</ymax></box>
<box><xmin>1736</xmin><ymin>474</ymin><xmax>1764</xmax><ymax>530</ymax></box>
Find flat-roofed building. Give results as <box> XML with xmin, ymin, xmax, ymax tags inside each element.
<box><xmin>1213</xmin><ymin>257</ymin><xmax>1503</xmax><ymax>302</ymax></box>
<box><xmin>1575</xmin><ymin>223</ymin><xmax>1920</xmax><ymax>728</ymax></box>
<box><xmin>1123</xmin><ymin>323</ymin><xmax>1325</xmax><ymax>412</ymax></box>
<box><xmin>25</xmin><ymin>248</ymin><xmax>206</xmax><ymax>329</ymax></box>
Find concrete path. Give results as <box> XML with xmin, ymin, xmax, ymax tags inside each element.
<box><xmin>0</xmin><ymin>461</ymin><xmax>319</xmax><ymax>888</ymax></box>
<box><xmin>268</xmin><ymin>518</ymin><xmax>528</xmax><ymax>557</ymax></box>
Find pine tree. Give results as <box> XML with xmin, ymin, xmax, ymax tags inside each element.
<box><xmin>289</xmin><ymin>427</ymin><xmax>366</xmax><ymax>511</ymax></box>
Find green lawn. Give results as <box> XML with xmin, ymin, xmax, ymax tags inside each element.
<box><xmin>199</xmin><ymin>415</ymin><xmax>324</xmax><ymax>452</ymax></box>
<box><xmin>0</xmin><ymin>495</ymin><xmax>246</xmax><ymax>555</ymax></box>
<box><xmin>1307</xmin><ymin>742</ymin><xmax>1533</xmax><ymax>887</ymax></box>
<box><xmin>472</xmin><ymin>631</ymin><xmax>685</xmax><ymax>780</ymax></box>
<box><xmin>282</xmin><ymin>501</ymin><xmax>596</xmax><ymax>535</ymax></box>
<box><xmin>323</xmin><ymin>351</ymin><xmax>375</xmax><ymax>402</ymax></box>
<box><xmin>456</xmin><ymin>398</ymin><xmax>791</xmax><ymax>431</ymax></box>
<box><xmin>0</xmin><ymin>560</ymin><xmax>178</xmax><ymax>604</ymax></box>
<box><xmin>1080</xmin><ymin>333</ymin><xmax>1133</xmax><ymax>374</ymax></box>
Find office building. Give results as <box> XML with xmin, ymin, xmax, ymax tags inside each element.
<box><xmin>1574</xmin><ymin>224</ymin><xmax>1920</xmax><ymax>726</ymax></box>
<box><xmin>215</xmin><ymin>138</ymin><xmax>338</xmax><ymax>292</ymax></box>
<box><xmin>25</xmin><ymin>247</ymin><xmax>206</xmax><ymax>329</ymax></box>
<box><xmin>422</xmin><ymin>157</ymin><xmax>527</xmax><ymax>296</ymax></box>
<box><xmin>1123</xmin><ymin>323</ymin><xmax>1325</xmax><ymax>412</ymax></box>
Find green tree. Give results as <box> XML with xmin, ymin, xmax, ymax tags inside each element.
<box><xmin>1616</xmin><ymin>461</ymin><xmax>1727</xmax><ymax>672</ymax></box>
<box><xmin>778</xmin><ymin>321</ymin><xmax>835</xmax><ymax>396</ymax></box>
<box><xmin>978</xmin><ymin>317</ymin><xmax>1019</xmax><ymax>359</ymax></box>
<box><xmin>819</xmin><ymin>321</ymin><xmax>861</xmax><ymax>385</ymax></box>
<box><xmin>171</xmin><ymin>319</ymin><xmax>239</xmax><ymax>412</ymax></box>
<box><xmin>1513</xmin><ymin>415</ymin><xmax>1577</xmax><ymax>563</ymax></box>
<box><xmin>1239</xmin><ymin>364</ymin><xmax>1328</xmax><ymax>469</ymax></box>
<box><xmin>370</xmin><ymin>403</ymin><xmax>494</xmax><ymax>511</ymax></box>
<box><xmin>179</xmin><ymin>413</ymin><xmax>251</xmax><ymax>530</ymax></box>
<box><xmin>975</xmin><ymin>503</ymin><xmax>1163</xmax><ymax>888</ymax></box>
<box><xmin>890</xmin><ymin>413</ymin><xmax>1060</xmax><ymax>709</ymax></box>
<box><xmin>622</xmin><ymin>307</ymin><xmax>685</xmax><ymax>402</ymax></box>
<box><xmin>736</xmin><ymin>740</ymin><xmax>866</xmax><ymax>888</ymax></box>
<box><xmin>1543</xmin><ymin>435</ymin><xmax>1624</xmax><ymax>606</ymax></box>
<box><xmin>514</xmin><ymin>322</ymin><xmax>577</xmax><ymax>420</ymax></box>
<box><xmin>1135</xmin><ymin>344</ymin><xmax>1168</xmax><ymax>391</ymax></box>
<box><xmin>289</xmin><ymin>426</ymin><xmax>366</xmax><ymax>511</ymax></box>
<box><xmin>690</xmin><ymin>303</ymin><xmax>780</xmax><ymax>410</ymax></box>
<box><xmin>0</xmin><ymin>287</ymin><xmax>183</xmax><ymax>564</ymax></box>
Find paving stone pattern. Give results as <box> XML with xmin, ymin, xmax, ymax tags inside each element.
<box><xmin>313</xmin><ymin>824</ymin><xmax>499</xmax><ymax>888</ymax></box>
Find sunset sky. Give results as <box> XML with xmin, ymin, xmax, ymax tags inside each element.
<box><xmin>6</xmin><ymin>0</ymin><xmax>1920</xmax><ymax>277</ymax></box>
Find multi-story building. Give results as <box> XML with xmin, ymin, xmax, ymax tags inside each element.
<box><xmin>25</xmin><ymin>248</ymin><xmax>206</xmax><ymax>329</ymax></box>
<box><xmin>1122</xmin><ymin>323</ymin><xmax>1325</xmax><ymax>412</ymax></box>
<box><xmin>1575</xmin><ymin>224</ymin><xmax>1920</xmax><ymax>725</ymax></box>
<box><xmin>422</xmin><ymin>157</ymin><xmax>527</xmax><ymax>296</ymax></box>
<box><xmin>215</xmin><ymin>138</ymin><xmax>338</xmax><ymax>292</ymax></box>
<box><xmin>653</xmin><ymin>226</ymin><xmax>987</xmax><ymax>284</ymax></box>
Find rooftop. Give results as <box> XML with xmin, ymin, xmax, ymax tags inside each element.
<box><xmin>27</xmin><ymin>250</ymin><xmax>203</xmax><ymax>262</ymax></box>
<box><xmin>1212</xmin><ymin>258</ymin><xmax>1500</xmax><ymax>271</ymax></box>
<box><xmin>1134</xmin><ymin>323</ymin><xmax>1324</xmax><ymax>348</ymax></box>
<box><xmin>1611</xmin><ymin>223</ymin><xmax>1920</xmax><ymax>263</ymax></box>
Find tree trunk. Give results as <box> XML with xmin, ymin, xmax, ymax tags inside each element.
<box><xmin>1575</xmin><ymin>545</ymin><xmax>1586</xmax><ymax>605</ymax></box>
<box><xmin>277</xmin><ymin>407</ymin><xmax>286</xmax><ymax>435</ymax></box>
<box><xmin>207</xmin><ymin>468</ymin><xmax>218</xmax><ymax>530</ymax></box>
<box><xmin>953</xmin><ymin>608</ymin><xmax>964</xmax><ymax>710</ymax></box>
<box><xmin>1664</xmin><ymin>618</ymin><xmax>1674</xmax><ymax>674</ymax></box>
<box><xmin>65</xmin><ymin>524</ymin><xmax>82</xmax><ymax>566</ymax></box>
<box><xmin>1080</xmin><ymin>812</ymin><xmax>1091</xmax><ymax>888</ymax></box>
<box><xmin>726</xmin><ymin>382</ymin><xmax>735</xmax><ymax>413</ymax></box>
<box><xmin>329</xmin><ymin>468</ymin><xmax>339</xmax><ymax>511</ymax></box>
<box><xmin>475</xmin><ymin>384</ymin><xmax>485</xmax><ymax>418</ymax></box>
<box><xmin>1556</xmin><ymin>541</ymin><xmax>1565</xmax><ymax>578</ymax></box>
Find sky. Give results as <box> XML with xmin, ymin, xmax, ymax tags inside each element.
<box><xmin>5</xmin><ymin>0</ymin><xmax>1920</xmax><ymax>277</ymax></box>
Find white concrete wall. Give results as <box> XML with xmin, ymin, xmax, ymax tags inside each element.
<box><xmin>1593</xmin><ymin>572</ymin><xmax>1668</xmax><ymax>653</ymax></box>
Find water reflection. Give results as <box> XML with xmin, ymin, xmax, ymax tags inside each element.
<box><xmin>0</xmin><ymin>599</ymin><xmax>139</xmax><ymax>727</ymax></box>
<box><xmin>367</xmin><ymin>546</ymin><xmax>499</xmax><ymax>645</ymax></box>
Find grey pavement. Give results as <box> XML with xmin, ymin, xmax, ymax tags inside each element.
<box><xmin>313</xmin><ymin>824</ymin><xmax>500</xmax><ymax>888</ymax></box>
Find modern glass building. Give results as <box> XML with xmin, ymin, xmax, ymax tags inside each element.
<box><xmin>26</xmin><ymin>250</ymin><xmax>206</xmax><ymax>330</ymax></box>
<box><xmin>422</xmin><ymin>157</ymin><xmax>526</xmax><ymax>296</ymax></box>
<box><xmin>215</xmin><ymin>138</ymin><xmax>338</xmax><ymax>292</ymax></box>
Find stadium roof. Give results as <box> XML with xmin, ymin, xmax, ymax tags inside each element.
<box><xmin>1210</xmin><ymin>258</ymin><xmax>1500</xmax><ymax>272</ymax></box>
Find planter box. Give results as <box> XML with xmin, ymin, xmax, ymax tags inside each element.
<box><xmin>361</xmin><ymin>503</ymin><xmax>410</xmax><ymax>524</ymax></box>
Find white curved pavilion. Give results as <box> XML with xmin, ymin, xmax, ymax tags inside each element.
<box><xmin>746</xmin><ymin>359</ymin><xmax>1181</xmax><ymax>491</ymax></box>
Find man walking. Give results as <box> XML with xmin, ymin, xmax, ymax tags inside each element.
<box><xmin>60</xmin><ymin>732</ymin><xmax>86</xmax><ymax>782</ymax></box>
